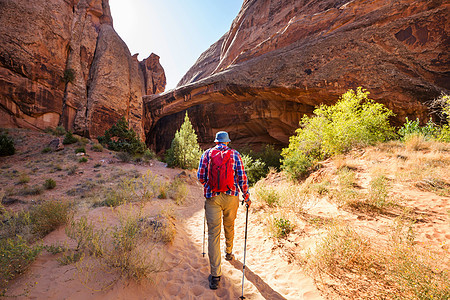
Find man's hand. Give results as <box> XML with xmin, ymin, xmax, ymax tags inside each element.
<box><xmin>243</xmin><ymin>199</ymin><xmax>251</xmax><ymax>208</ymax></box>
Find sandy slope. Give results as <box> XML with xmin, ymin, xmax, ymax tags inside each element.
<box><xmin>5</xmin><ymin>183</ymin><xmax>321</xmax><ymax>300</ymax></box>
<box><xmin>3</xmin><ymin>130</ymin><xmax>448</xmax><ymax>299</ymax></box>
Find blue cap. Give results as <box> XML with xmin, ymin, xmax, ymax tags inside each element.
<box><xmin>214</xmin><ymin>131</ymin><xmax>231</xmax><ymax>143</ymax></box>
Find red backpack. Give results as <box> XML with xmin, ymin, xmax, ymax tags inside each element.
<box><xmin>207</xmin><ymin>148</ymin><xmax>235</xmax><ymax>192</ymax></box>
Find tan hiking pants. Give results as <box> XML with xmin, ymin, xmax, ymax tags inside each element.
<box><xmin>205</xmin><ymin>193</ymin><xmax>239</xmax><ymax>277</ymax></box>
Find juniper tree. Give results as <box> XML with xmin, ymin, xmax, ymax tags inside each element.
<box><xmin>166</xmin><ymin>113</ymin><xmax>202</xmax><ymax>169</ymax></box>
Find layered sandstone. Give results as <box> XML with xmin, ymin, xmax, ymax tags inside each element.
<box><xmin>0</xmin><ymin>0</ymin><xmax>165</xmax><ymax>140</ymax></box>
<box><xmin>145</xmin><ymin>0</ymin><xmax>449</xmax><ymax>151</ymax></box>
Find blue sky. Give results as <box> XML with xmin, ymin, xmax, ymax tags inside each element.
<box><xmin>109</xmin><ymin>0</ymin><xmax>243</xmax><ymax>90</ymax></box>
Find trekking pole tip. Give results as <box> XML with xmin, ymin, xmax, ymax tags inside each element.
<box><xmin>239</xmin><ymin>296</ymin><xmax>246</xmax><ymax>299</ymax></box>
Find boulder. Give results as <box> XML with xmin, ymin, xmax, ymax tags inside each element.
<box><xmin>48</xmin><ymin>138</ymin><xmax>64</xmax><ymax>151</ymax></box>
<box><xmin>145</xmin><ymin>0</ymin><xmax>449</xmax><ymax>151</ymax></box>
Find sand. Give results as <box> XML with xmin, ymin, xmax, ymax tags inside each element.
<box><xmin>4</xmin><ymin>177</ymin><xmax>322</xmax><ymax>300</ymax></box>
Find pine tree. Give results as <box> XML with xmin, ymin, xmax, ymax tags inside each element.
<box><xmin>166</xmin><ymin>113</ymin><xmax>202</xmax><ymax>169</ymax></box>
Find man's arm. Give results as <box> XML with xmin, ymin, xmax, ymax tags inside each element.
<box><xmin>197</xmin><ymin>150</ymin><xmax>209</xmax><ymax>185</ymax></box>
<box><xmin>234</xmin><ymin>151</ymin><xmax>250</xmax><ymax>204</ymax></box>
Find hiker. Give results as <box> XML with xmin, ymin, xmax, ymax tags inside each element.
<box><xmin>197</xmin><ymin>131</ymin><xmax>251</xmax><ymax>290</ymax></box>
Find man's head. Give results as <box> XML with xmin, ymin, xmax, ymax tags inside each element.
<box><xmin>214</xmin><ymin>131</ymin><xmax>231</xmax><ymax>144</ymax></box>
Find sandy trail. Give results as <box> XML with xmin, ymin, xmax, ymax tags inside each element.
<box><xmin>5</xmin><ymin>180</ymin><xmax>322</xmax><ymax>299</ymax></box>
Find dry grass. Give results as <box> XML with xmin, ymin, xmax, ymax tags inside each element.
<box><xmin>66</xmin><ymin>207</ymin><xmax>171</xmax><ymax>290</ymax></box>
<box><xmin>304</xmin><ymin>220</ymin><xmax>450</xmax><ymax>299</ymax></box>
<box><xmin>404</xmin><ymin>133</ymin><xmax>431</xmax><ymax>151</ymax></box>
<box><xmin>29</xmin><ymin>200</ymin><xmax>71</xmax><ymax>237</ymax></box>
<box><xmin>251</xmin><ymin>139</ymin><xmax>450</xmax><ymax>299</ymax></box>
<box><xmin>167</xmin><ymin>178</ymin><xmax>188</xmax><ymax>205</ymax></box>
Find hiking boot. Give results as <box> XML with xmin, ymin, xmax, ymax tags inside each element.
<box><xmin>225</xmin><ymin>252</ymin><xmax>234</xmax><ymax>261</ymax></box>
<box><xmin>209</xmin><ymin>275</ymin><xmax>220</xmax><ymax>290</ymax></box>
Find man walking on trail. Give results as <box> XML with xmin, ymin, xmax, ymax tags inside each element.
<box><xmin>197</xmin><ymin>131</ymin><xmax>251</xmax><ymax>290</ymax></box>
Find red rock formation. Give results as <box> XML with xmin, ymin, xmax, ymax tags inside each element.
<box><xmin>145</xmin><ymin>0</ymin><xmax>449</xmax><ymax>151</ymax></box>
<box><xmin>0</xmin><ymin>0</ymin><xmax>165</xmax><ymax>140</ymax></box>
<box><xmin>140</xmin><ymin>53</ymin><xmax>166</xmax><ymax>95</ymax></box>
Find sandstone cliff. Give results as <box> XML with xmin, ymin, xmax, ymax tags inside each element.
<box><xmin>0</xmin><ymin>0</ymin><xmax>165</xmax><ymax>140</ymax></box>
<box><xmin>145</xmin><ymin>0</ymin><xmax>449</xmax><ymax>151</ymax></box>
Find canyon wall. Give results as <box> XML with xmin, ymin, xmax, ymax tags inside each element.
<box><xmin>0</xmin><ymin>0</ymin><xmax>165</xmax><ymax>139</ymax></box>
<box><xmin>145</xmin><ymin>0</ymin><xmax>449</xmax><ymax>151</ymax></box>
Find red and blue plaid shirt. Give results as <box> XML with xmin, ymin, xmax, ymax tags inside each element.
<box><xmin>197</xmin><ymin>143</ymin><xmax>250</xmax><ymax>200</ymax></box>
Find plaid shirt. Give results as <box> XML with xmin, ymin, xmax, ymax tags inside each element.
<box><xmin>197</xmin><ymin>143</ymin><xmax>250</xmax><ymax>201</ymax></box>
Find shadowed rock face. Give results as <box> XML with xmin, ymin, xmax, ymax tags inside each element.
<box><xmin>145</xmin><ymin>0</ymin><xmax>449</xmax><ymax>152</ymax></box>
<box><xmin>0</xmin><ymin>0</ymin><xmax>165</xmax><ymax>139</ymax></box>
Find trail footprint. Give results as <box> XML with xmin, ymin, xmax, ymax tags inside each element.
<box><xmin>166</xmin><ymin>283</ymin><xmax>181</xmax><ymax>296</ymax></box>
<box><xmin>191</xmin><ymin>285</ymin><xmax>203</xmax><ymax>296</ymax></box>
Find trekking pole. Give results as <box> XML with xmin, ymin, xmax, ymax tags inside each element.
<box><xmin>239</xmin><ymin>201</ymin><xmax>249</xmax><ymax>299</ymax></box>
<box><xmin>202</xmin><ymin>210</ymin><xmax>206</xmax><ymax>257</ymax></box>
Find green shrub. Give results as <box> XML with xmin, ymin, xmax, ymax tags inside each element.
<box><xmin>44</xmin><ymin>178</ymin><xmax>56</xmax><ymax>190</ymax></box>
<box><xmin>54</xmin><ymin>126</ymin><xmax>66</xmax><ymax>136</ymax></box>
<box><xmin>44</xmin><ymin>244</ymin><xmax>66</xmax><ymax>255</ymax></box>
<box><xmin>78</xmin><ymin>157</ymin><xmax>88</xmax><ymax>163</ymax></box>
<box><xmin>257</xmin><ymin>144</ymin><xmax>282</xmax><ymax>171</ymax></box>
<box><xmin>438</xmin><ymin>94</ymin><xmax>450</xmax><ymax>142</ymax></box>
<box><xmin>143</xmin><ymin>149</ymin><xmax>156</xmax><ymax>161</ymax></box>
<box><xmin>398</xmin><ymin>118</ymin><xmax>439</xmax><ymax>140</ymax></box>
<box><xmin>58</xmin><ymin>251</ymin><xmax>83</xmax><ymax>265</ymax></box>
<box><xmin>237</xmin><ymin>145</ymin><xmax>282</xmax><ymax>183</ymax></box>
<box><xmin>65</xmin><ymin>216</ymin><xmax>98</xmax><ymax>252</ymax></box>
<box><xmin>239</xmin><ymin>145</ymin><xmax>282</xmax><ymax>171</ymax></box>
<box><xmin>255</xmin><ymin>185</ymin><xmax>279</xmax><ymax>207</ymax></box>
<box><xmin>79</xmin><ymin>137</ymin><xmax>89</xmax><ymax>146</ymax></box>
<box><xmin>18</xmin><ymin>173</ymin><xmax>30</xmax><ymax>184</ymax></box>
<box><xmin>42</xmin><ymin>146</ymin><xmax>52</xmax><ymax>153</ymax></box>
<box><xmin>29</xmin><ymin>201</ymin><xmax>71</xmax><ymax>237</ymax></box>
<box><xmin>0</xmin><ymin>210</ymin><xmax>32</xmax><ymax>241</ymax></box>
<box><xmin>0</xmin><ymin>237</ymin><xmax>42</xmax><ymax>291</ymax></box>
<box><xmin>97</xmin><ymin>117</ymin><xmax>146</xmax><ymax>155</ymax></box>
<box><xmin>241</xmin><ymin>154</ymin><xmax>267</xmax><ymax>185</ymax></box>
<box><xmin>282</xmin><ymin>88</ymin><xmax>395</xmax><ymax>180</ymax></box>
<box><xmin>75</xmin><ymin>147</ymin><xmax>86</xmax><ymax>154</ymax></box>
<box><xmin>91</xmin><ymin>143</ymin><xmax>104</xmax><ymax>152</ymax></box>
<box><xmin>63</xmin><ymin>131</ymin><xmax>78</xmax><ymax>145</ymax></box>
<box><xmin>18</xmin><ymin>185</ymin><xmax>43</xmax><ymax>196</ymax></box>
<box><xmin>0</xmin><ymin>132</ymin><xmax>15</xmax><ymax>157</ymax></box>
<box><xmin>63</xmin><ymin>68</ymin><xmax>75</xmax><ymax>84</ymax></box>
<box><xmin>270</xmin><ymin>216</ymin><xmax>293</xmax><ymax>238</ymax></box>
<box><xmin>165</xmin><ymin>113</ymin><xmax>202</xmax><ymax>169</ymax></box>
<box><xmin>443</xmin><ymin>94</ymin><xmax>450</xmax><ymax>120</ymax></box>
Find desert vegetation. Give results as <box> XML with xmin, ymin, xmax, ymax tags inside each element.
<box><xmin>0</xmin><ymin>89</ymin><xmax>448</xmax><ymax>299</ymax></box>
<box><xmin>248</xmin><ymin>89</ymin><xmax>450</xmax><ymax>299</ymax></box>
<box><xmin>0</xmin><ymin>127</ymin><xmax>187</xmax><ymax>296</ymax></box>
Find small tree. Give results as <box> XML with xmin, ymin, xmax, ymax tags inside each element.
<box><xmin>166</xmin><ymin>113</ymin><xmax>202</xmax><ymax>169</ymax></box>
<box><xmin>98</xmin><ymin>117</ymin><xmax>146</xmax><ymax>155</ymax></box>
<box><xmin>0</xmin><ymin>131</ymin><xmax>15</xmax><ymax>156</ymax></box>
